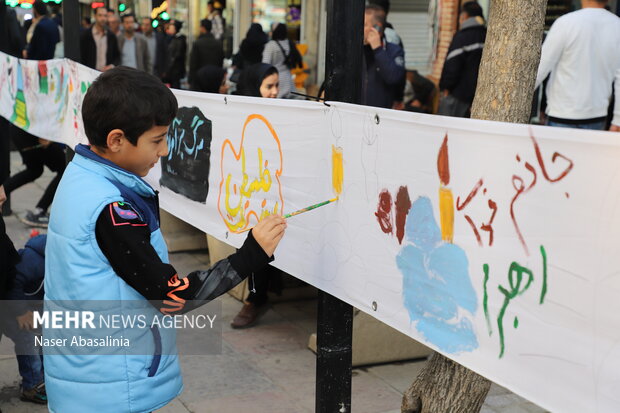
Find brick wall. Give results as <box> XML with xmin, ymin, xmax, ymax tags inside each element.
<box><xmin>429</xmin><ymin>0</ymin><xmax>461</xmax><ymax>83</ymax></box>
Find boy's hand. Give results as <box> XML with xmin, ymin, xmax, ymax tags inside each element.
<box><xmin>16</xmin><ymin>311</ymin><xmax>34</xmax><ymax>330</ymax></box>
<box><xmin>252</xmin><ymin>215</ymin><xmax>287</xmax><ymax>257</ymax></box>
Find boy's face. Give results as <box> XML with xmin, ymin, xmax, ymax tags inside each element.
<box><xmin>117</xmin><ymin>125</ymin><xmax>169</xmax><ymax>177</ymax></box>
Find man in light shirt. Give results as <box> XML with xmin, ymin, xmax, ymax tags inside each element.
<box><xmin>118</xmin><ymin>14</ymin><xmax>151</xmax><ymax>73</ymax></box>
<box><xmin>535</xmin><ymin>0</ymin><xmax>620</xmax><ymax>131</ymax></box>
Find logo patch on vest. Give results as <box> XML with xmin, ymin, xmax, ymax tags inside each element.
<box><xmin>109</xmin><ymin>202</ymin><xmax>147</xmax><ymax>227</ymax></box>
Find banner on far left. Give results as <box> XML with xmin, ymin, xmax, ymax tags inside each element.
<box><xmin>0</xmin><ymin>54</ymin><xmax>98</xmax><ymax>147</ymax></box>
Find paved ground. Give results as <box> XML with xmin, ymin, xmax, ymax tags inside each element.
<box><xmin>0</xmin><ymin>152</ymin><xmax>547</xmax><ymax>412</ymax></box>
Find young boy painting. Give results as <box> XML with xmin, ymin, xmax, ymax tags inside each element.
<box><xmin>43</xmin><ymin>66</ymin><xmax>287</xmax><ymax>412</ymax></box>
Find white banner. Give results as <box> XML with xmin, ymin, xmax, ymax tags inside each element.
<box><xmin>2</xmin><ymin>52</ymin><xmax>620</xmax><ymax>412</ymax></box>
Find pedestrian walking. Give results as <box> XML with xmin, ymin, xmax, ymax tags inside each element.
<box><xmin>189</xmin><ymin>19</ymin><xmax>224</xmax><ymax>90</ymax></box>
<box><xmin>118</xmin><ymin>14</ymin><xmax>151</xmax><ymax>72</ymax></box>
<box><xmin>262</xmin><ymin>23</ymin><xmax>302</xmax><ymax>98</ymax></box>
<box><xmin>162</xmin><ymin>20</ymin><xmax>187</xmax><ymax>88</ymax></box>
<box><xmin>437</xmin><ymin>1</ymin><xmax>486</xmax><ymax>118</ymax></box>
<box><xmin>535</xmin><ymin>0</ymin><xmax>620</xmax><ymax>131</ymax></box>
<box><xmin>79</xmin><ymin>7</ymin><xmax>120</xmax><ymax>71</ymax></box>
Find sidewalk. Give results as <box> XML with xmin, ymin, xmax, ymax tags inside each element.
<box><xmin>0</xmin><ymin>151</ymin><xmax>547</xmax><ymax>412</ymax></box>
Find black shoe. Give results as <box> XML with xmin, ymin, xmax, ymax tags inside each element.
<box><xmin>20</xmin><ymin>210</ymin><xmax>49</xmax><ymax>228</ymax></box>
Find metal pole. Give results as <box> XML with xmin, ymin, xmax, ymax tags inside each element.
<box><xmin>315</xmin><ymin>1</ymin><xmax>363</xmax><ymax>412</ymax></box>
<box><xmin>62</xmin><ymin>0</ymin><xmax>81</xmax><ymax>62</ymax></box>
<box><xmin>0</xmin><ymin>2</ymin><xmax>11</xmax><ymax>215</ymax></box>
<box><xmin>62</xmin><ymin>0</ymin><xmax>80</xmax><ymax>160</ymax></box>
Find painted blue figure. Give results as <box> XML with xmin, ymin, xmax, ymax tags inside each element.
<box><xmin>396</xmin><ymin>196</ymin><xmax>479</xmax><ymax>353</ymax></box>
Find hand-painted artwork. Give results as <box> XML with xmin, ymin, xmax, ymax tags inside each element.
<box><xmin>160</xmin><ymin>106</ymin><xmax>213</xmax><ymax>203</ymax></box>
<box><xmin>217</xmin><ymin>114</ymin><xmax>284</xmax><ymax>233</ymax></box>
<box><xmin>456</xmin><ymin>130</ymin><xmax>573</xmax><ymax>253</ymax></box>
<box><xmin>483</xmin><ymin>245</ymin><xmax>548</xmax><ymax>358</ymax></box>
<box><xmin>464</xmin><ymin>129</ymin><xmax>569</xmax><ymax>358</ymax></box>
<box><xmin>397</xmin><ymin>196</ymin><xmax>479</xmax><ymax>354</ymax></box>
<box><xmin>381</xmin><ymin>136</ymin><xmax>478</xmax><ymax>354</ymax></box>
<box><xmin>332</xmin><ymin>145</ymin><xmax>343</xmax><ymax>196</ymax></box>
<box><xmin>11</xmin><ymin>60</ymin><xmax>29</xmax><ymax>129</ymax></box>
<box><xmin>0</xmin><ymin>53</ymin><xmax>98</xmax><ymax>146</ymax></box>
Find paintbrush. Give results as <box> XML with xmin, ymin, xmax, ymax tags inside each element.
<box><xmin>283</xmin><ymin>197</ymin><xmax>338</xmax><ymax>218</ymax></box>
<box><xmin>237</xmin><ymin>197</ymin><xmax>339</xmax><ymax>233</ymax></box>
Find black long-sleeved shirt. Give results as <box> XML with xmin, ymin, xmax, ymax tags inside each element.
<box><xmin>95</xmin><ymin>201</ymin><xmax>271</xmax><ymax>314</ymax></box>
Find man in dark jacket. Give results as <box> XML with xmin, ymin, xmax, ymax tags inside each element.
<box><xmin>80</xmin><ymin>6</ymin><xmax>120</xmax><ymax>71</ymax></box>
<box><xmin>24</xmin><ymin>1</ymin><xmax>59</xmax><ymax>60</ymax></box>
<box><xmin>438</xmin><ymin>1</ymin><xmax>486</xmax><ymax>118</ymax></box>
<box><xmin>163</xmin><ymin>20</ymin><xmax>187</xmax><ymax>88</ymax></box>
<box><xmin>189</xmin><ymin>19</ymin><xmax>224</xmax><ymax>90</ymax></box>
<box><xmin>362</xmin><ymin>4</ymin><xmax>405</xmax><ymax>109</ymax></box>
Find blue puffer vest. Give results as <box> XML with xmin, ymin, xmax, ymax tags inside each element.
<box><xmin>44</xmin><ymin>144</ymin><xmax>182</xmax><ymax>412</ymax></box>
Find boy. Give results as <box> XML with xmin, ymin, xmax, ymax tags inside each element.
<box><xmin>43</xmin><ymin>66</ymin><xmax>287</xmax><ymax>412</ymax></box>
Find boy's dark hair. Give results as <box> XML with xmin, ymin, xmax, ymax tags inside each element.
<box><xmin>200</xmin><ymin>18</ymin><xmax>212</xmax><ymax>32</ymax></box>
<box><xmin>82</xmin><ymin>66</ymin><xmax>178</xmax><ymax>148</ymax></box>
<box><xmin>461</xmin><ymin>1</ymin><xmax>483</xmax><ymax>18</ymax></box>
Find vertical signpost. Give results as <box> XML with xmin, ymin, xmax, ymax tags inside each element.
<box><xmin>315</xmin><ymin>0</ymin><xmax>364</xmax><ymax>412</ymax></box>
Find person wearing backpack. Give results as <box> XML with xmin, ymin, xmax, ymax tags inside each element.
<box><xmin>262</xmin><ymin>23</ymin><xmax>302</xmax><ymax>98</ymax></box>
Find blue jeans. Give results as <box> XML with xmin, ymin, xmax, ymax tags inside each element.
<box><xmin>547</xmin><ymin>119</ymin><xmax>607</xmax><ymax>130</ymax></box>
<box><xmin>1</xmin><ymin>317</ymin><xmax>44</xmax><ymax>390</ymax></box>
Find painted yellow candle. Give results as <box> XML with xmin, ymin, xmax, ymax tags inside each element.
<box><xmin>437</xmin><ymin>135</ymin><xmax>454</xmax><ymax>243</ymax></box>
<box><xmin>332</xmin><ymin>145</ymin><xmax>343</xmax><ymax>196</ymax></box>
<box><xmin>439</xmin><ymin>187</ymin><xmax>454</xmax><ymax>243</ymax></box>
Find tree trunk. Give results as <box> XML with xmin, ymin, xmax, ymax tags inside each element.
<box><xmin>471</xmin><ymin>0</ymin><xmax>548</xmax><ymax>123</ymax></box>
<box><xmin>402</xmin><ymin>353</ymin><xmax>491</xmax><ymax>413</ymax></box>
<box><xmin>402</xmin><ymin>1</ymin><xmax>548</xmax><ymax>412</ymax></box>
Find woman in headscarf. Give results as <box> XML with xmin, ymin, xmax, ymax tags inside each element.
<box><xmin>230</xmin><ymin>63</ymin><xmax>281</xmax><ymax>329</ymax></box>
<box><xmin>234</xmin><ymin>63</ymin><xmax>279</xmax><ymax>98</ymax></box>
<box><xmin>262</xmin><ymin>23</ymin><xmax>301</xmax><ymax>98</ymax></box>
<box><xmin>233</xmin><ymin>23</ymin><xmax>269</xmax><ymax>70</ymax></box>
<box><xmin>192</xmin><ymin>65</ymin><xmax>228</xmax><ymax>94</ymax></box>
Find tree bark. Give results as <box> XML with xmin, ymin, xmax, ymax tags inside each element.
<box><xmin>402</xmin><ymin>1</ymin><xmax>548</xmax><ymax>412</ymax></box>
<box><xmin>471</xmin><ymin>0</ymin><xmax>548</xmax><ymax>123</ymax></box>
<box><xmin>402</xmin><ymin>353</ymin><xmax>491</xmax><ymax>413</ymax></box>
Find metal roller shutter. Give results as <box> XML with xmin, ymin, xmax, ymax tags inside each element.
<box><xmin>389</xmin><ymin>10</ymin><xmax>432</xmax><ymax>74</ymax></box>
